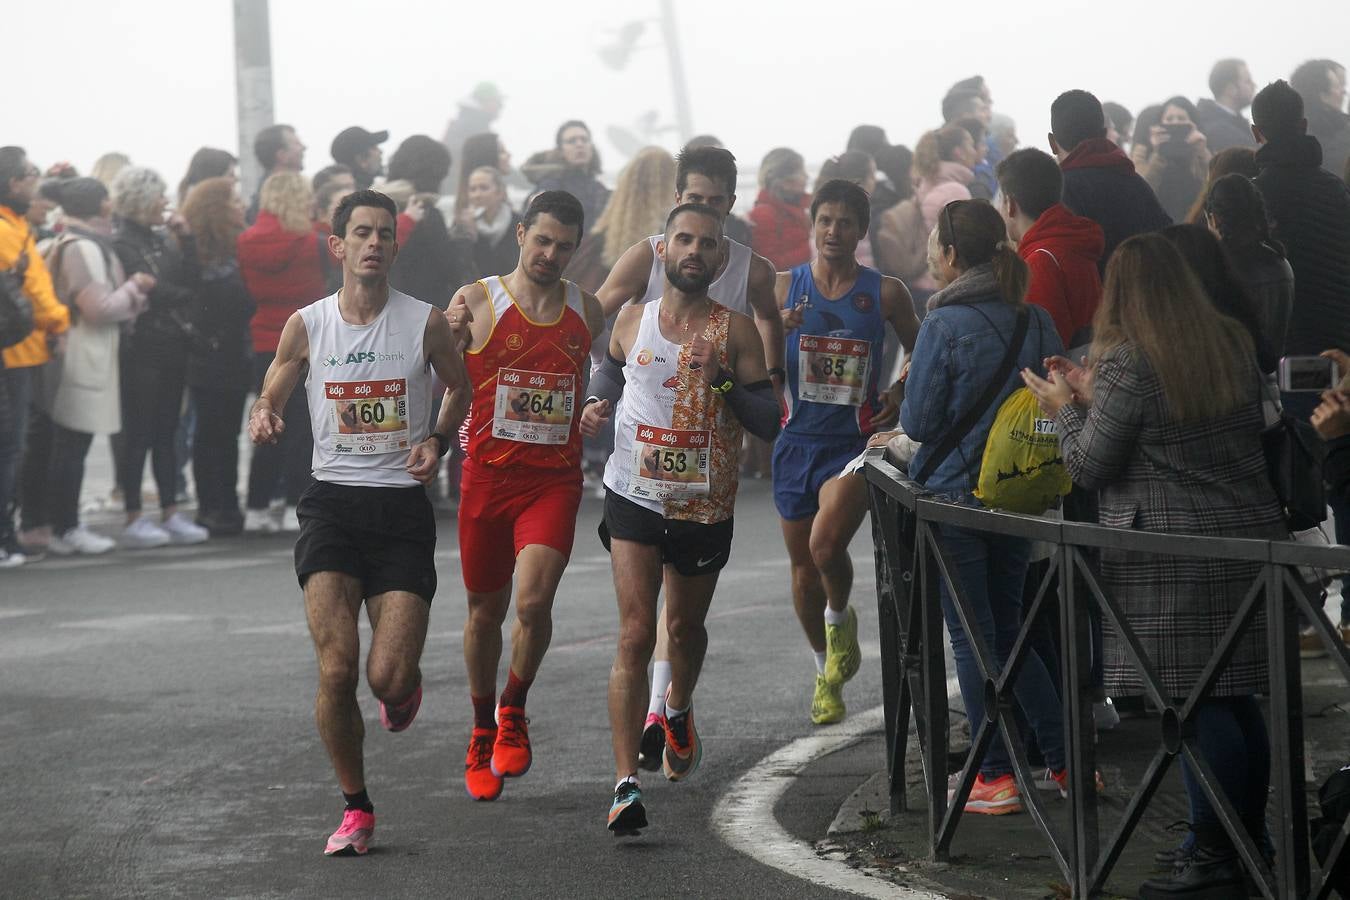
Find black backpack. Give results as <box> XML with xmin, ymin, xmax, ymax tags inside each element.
<box><xmin>0</xmin><ymin>243</ymin><xmax>33</xmax><ymax>351</ymax></box>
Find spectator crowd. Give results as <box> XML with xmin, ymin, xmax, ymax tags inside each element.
<box><xmin>2</xmin><ymin>55</ymin><xmax>1350</xmax><ymax>899</ymax></box>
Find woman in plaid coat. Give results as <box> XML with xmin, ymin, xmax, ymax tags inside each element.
<box><xmin>1023</xmin><ymin>233</ymin><xmax>1285</xmax><ymax>898</ymax></box>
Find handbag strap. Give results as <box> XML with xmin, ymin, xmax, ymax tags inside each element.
<box><xmin>915</xmin><ymin>303</ymin><xmax>1030</xmax><ymax>483</ymax></box>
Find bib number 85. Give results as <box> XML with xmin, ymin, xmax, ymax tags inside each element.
<box><xmin>820</xmin><ymin>356</ymin><xmax>850</xmax><ymax>377</ymax></box>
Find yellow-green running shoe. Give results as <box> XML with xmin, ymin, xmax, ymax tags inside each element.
<box><xmin>824</xmin><ymin>606</ymin><xmax>861</xmax><ymax>685</ymax></box>
<box><xmin>811</xmin><ymin>673</ymin><xmax>846</xmax><ymax>725</ymax></box>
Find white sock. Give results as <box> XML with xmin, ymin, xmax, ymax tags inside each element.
<box><xmin>615</xmin><ymin>774</ymin><xmax>639</xmax><ymax>791</ymax></box>
<box><xmin>665</xmin><ymin>699</ymin><xmax>689</xmax><ymax>719</ymax></box>
<box><xmin>813</xmin><ymin>651</ymin><xmax>827</xmax><ymax>674</ymax></box>
<box><xmin>648</xmin><ymin>661</ymin><xmax>672</xmax><ymax>716</ymax></box>
<box><xmin>824</xmin><ymin>604</ymin><xmax>849</xmax><ymax>627</ymax></box>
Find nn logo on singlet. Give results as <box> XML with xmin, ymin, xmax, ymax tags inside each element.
<box><xmin>322</xmin><ymin>350</ymin><xmax>408</xmax><ymax>367</ymax></box>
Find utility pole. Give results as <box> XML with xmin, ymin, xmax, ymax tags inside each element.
<box><xmin>233</xmin><ymin>0</ymin><xmax>275</xmax><ymax>200</ymax></box>
<box><xmin>657</xmin><ymin>0</ymin><xmax>694</xmax><ymax>144</ymax></box>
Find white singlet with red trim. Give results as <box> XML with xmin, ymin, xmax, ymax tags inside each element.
<box><xmin>300</xmin><ymin>288</ymin><xmax>435</xmax><ymax>487</ymax></box>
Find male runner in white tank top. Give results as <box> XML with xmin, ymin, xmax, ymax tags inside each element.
<box><xmin>581</xmin><ymin>204</ymin><xmax>781</xmax><ymax>835</ymax></box>
<box><xmin>595</xmin><ymin>146</ymin><xmax>787</xmax><ymax>766</ymax></box>
<box><xmin>248</xmin><ymin>190</ymin><xmax>471</xmax><ymax>858</ymax></box>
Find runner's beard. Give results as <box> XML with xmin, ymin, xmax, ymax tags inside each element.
<box><xmin>665</xmin><ymin>259</ymin><xmax>715</xmax><ymax>294</ymax></box>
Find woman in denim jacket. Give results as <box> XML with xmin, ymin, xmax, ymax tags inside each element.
<box><xmin>899</xmin><ymin>199</ymin><xmax>1066</xmax><ymax>816</ymax></box>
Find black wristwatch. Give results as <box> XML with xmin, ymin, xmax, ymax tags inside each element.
<box><xmin>710</xmin><ymin>369</ymin><xmax>735</xmax><ymax>395</ymax></box>
<box><xmin>429</xmin><ymin>432</ymin><xmax>451</xmax><ymax>458</ymax></box>
<box><xmin>768</xmin><ymin>367</ymin><xmax>786</xmax><ymax>382</ymax></box>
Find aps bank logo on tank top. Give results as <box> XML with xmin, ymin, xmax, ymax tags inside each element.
<box><xmin>321</xmin><ymin>349</ymin><xmax>408</xmax><ymax>367</ymax></box>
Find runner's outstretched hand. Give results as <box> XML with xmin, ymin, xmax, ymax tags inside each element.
<box><xmin>405</xmin><ymin>438</ymin><xmax>440</xmax><ymax>484</ymax></box>
<box><xmin>580</xmin><ymin>399</ymin><xmax>610</xmax><ymax>437</ymax></box>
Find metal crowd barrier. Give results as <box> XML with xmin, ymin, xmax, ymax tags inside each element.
<box><xmin>863</xmin><ymin>452</ymin><xmax>1350</xmax><ymax>899</ymax></box>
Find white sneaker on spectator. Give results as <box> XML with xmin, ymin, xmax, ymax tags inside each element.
<box><xmin>122</xmin><ymin>516</ymin><xmax>172</xmax><ymax>549</ymax></box>
<box><xmin>280</xmin><ymin>506</ymin><xmax>301</xmax><ymax>533</ymax></box>
<box><xmin>0</xmin><ymin>547</ymin><xmax>26</xmax><ymax>568</ymax></box>
<box><xmin>162</xmin><ymin>512</ymin><xmax>209</xmax><ymax>545</ymax></box>
<box><xmin>50</xmin><ymin>525</ymin><xmax>116</xmax><ymax>556</ymax></box>
<box><xmin>244</xmin><ymin>508</ymin><xmax>280</xmax><ymax>534</ymax></box>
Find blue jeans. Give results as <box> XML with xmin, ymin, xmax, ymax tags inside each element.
<box><xmin>937</xmin><ymin>523</ymin><xmax>1066</xmax><ymax>777</ymax></box>
<box><xmin>0</xmin><ymin>365</ymin><xmax>33</xmax><ymax>543</ymax></box>
<box><xmin>1181</xmin><ymin>697</ymin><xmax>1270</xmax><ymax>841</ymax></box>
<box><xmin>1282</xmin><ymin>390</ymin><xmax>1346</xmax><ymax>622</ymax></box>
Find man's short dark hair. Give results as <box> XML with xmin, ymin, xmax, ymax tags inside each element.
<box><xmin>312</xmin><ymin>164</ymin><xmax>352</xmax><ymax>192</ymax></box>
<box><xmin>1209</xmin><ymin>59</ymin><xmax>1246</xmax><ymax>98</ymax></box>
<box><xmin>846</xmin><ymin>125</ymin><xmax>888</xmax><ymax>157</ymax></box>
<box><xmin>1290</xmin><ymin>59</ymin><xmax>1344</xmax><ymax>107</ymax></box>
<box><xmin>682</xmin><ymin>135</ymin><xmax>723</xmax><ymax>151</ymax></box>
<box><xmin>996</xmin><ymin>148</ymin><xmax>1063</xmax><ymax>220</ymax></box>
<box><xmin>810</xmin><ymin>179</ymin><xmax>871</xmax><ymax>237</ymax></box>
<box><xmin>1251</xmin><ymin>80</ymin><xmax>1305</xmax><ymax>140</ymax></box>
<box><xmin>954</xmin><ymin>116</ymin><xmax>987</xmax><ymax>148</ymax></box>
<box><xmin>942</xmin><ymin>88</ymin><xmax>983</xmax><ymax>124</ymax></box>
<box><xmin>254</xmin><ymin>124</ymin><xmax>294</xmax><ymax>170</ymax></box>
<box><xmin>1050</xmin><ymin>90</ymin><xmax>1106</xmax><ymax>154</ymax></box>
<box><xmin>387</xmin><ymin>135</ymin><xmax>452</xmax><ymax>194</ymax></box>
<box><xmin>522</xmin><ymin>190</ymin><xmax>584</xmax><ymax>238</ymax></box>
<box><xmin>332</xmin><ymin>189</ymin><xmax>398</xmax><ymax>238</ymax></box>
<box><xmin>664</xmin><ymin>202</ymin><xmax>722</xmax><ymax>237</ymax></box>
<box><xmin>675</xmin><ymin>146</ymin><xmax>737</xmax><ymax>196</ymax></box>
<box><xmin>1102</xmin><ymin>101</ymin><xmax>1133</xmax><ymax>136</ymax></box>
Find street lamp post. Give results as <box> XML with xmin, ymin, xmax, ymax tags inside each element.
<box><xmin>657</xmin><ymin>0</ymin><xmax>694</xmax><ymax>145</ymax></box>
<box><xmin>233</xmin><ymin>0</ymin><xmax>275</xmax><ymax>200</ymax></box>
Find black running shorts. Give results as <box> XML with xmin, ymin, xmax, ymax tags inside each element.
<box><xmin>294</xmin><ymin>480</ymin><xmax>438</xmax><ymax>602</ymax></box>
<box><xmin>598</xmin><ymin>489</ymin><xmax>733</xmax><ymax>577</ymax></box>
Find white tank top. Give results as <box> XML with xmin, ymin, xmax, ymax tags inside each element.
<box><xmin>301</xmin><ymin>289</ymin><xmax>436</xmax><ymax>487</ymax></box>
<box><xmin>603</xmin><ymin>300</ymin><xmax>742</xmax><ymax>522</ymax></box>
<box><xmin>638</xmin><ymin>234</ymin><xmax>753</xmax><ymax>314</ymax></box>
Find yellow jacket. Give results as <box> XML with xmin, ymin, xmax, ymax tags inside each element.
<box><xmin>1</xmin><ymin>204</ymin><xmax>70</xmax><ymax>368</ymax></box>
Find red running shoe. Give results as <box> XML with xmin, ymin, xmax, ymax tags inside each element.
<box><xmin>465</xmin><ymin>727</ymin><xmax>503</xmax><ymax>801</ymax></box>
<box><xmin>491</xmin><ymin>706</ymin><xmax>532</xmax><ymax>778</ymax></box>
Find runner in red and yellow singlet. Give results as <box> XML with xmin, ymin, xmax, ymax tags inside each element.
<box><xmin>446</xmin><ymin>191</ymin><xmax>605</xmax><ymax>802</ymax></box>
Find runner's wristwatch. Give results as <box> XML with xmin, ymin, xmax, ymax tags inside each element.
<box><xmin>710</xmin><ymin>370</ymin><xmax>734</xmax><ymax>394</ymax></box>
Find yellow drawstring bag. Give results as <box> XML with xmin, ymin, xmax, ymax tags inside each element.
<box><xmin>973</xmin><ymin>387</ymin><xmax>1071</xmax><ymax>514</ymax></box>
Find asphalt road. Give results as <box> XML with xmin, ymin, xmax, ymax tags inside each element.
<box><xmin>0</xmin><ymin>478</ymin><xmax>887</xmax><ymax>899</ymax></box>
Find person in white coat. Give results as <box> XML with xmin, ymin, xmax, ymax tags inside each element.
<box><xmin>19</xmin><ymin>178</ymin><xmax>152</xmax><ymax>555</ymax></box>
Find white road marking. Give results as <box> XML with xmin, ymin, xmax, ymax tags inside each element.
<box><xmin>57</xmin><ymin>613</ymin><xmax>198</xmax><ymax>631</ymax></box>
<box><xmin>0</xmin><ymin>608</ymin><xmax>42</xmax><ymax>620</ymax></box>
<box><xmin>713</xmin><ymin>704</ymin><xmax>947</xmax><ymax>899</ymax></box>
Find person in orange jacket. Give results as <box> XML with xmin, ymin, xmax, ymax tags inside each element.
<box><xmin>0</xmin><ymin>146</ymin><xmax>71</xmax><ymax>567</ymax></box>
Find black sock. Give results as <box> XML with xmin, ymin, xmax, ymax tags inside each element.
<box><xmin>343</xmin><ymin>789</ymin><xmax>373</xmax><ymax>813</ymax></box>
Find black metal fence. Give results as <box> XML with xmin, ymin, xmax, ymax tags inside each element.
<box><xmin>864</xmin><ymin>452</ymin><xmax>1350</xmax><ymax>899</ymax></box>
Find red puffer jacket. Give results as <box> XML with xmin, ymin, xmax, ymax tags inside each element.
<box><xmin>748</xmin><ymin>189</ymin><xmax>812</xmax><ymax>270</ymax></box>
<box><xmin>238</xmin><ymin>211</ymin><xmax>327</xmax><ymax>353</ymax></box>
<box><xmin>1018</xmin><ymin>203</ymin><xmax>1105</xmax><ymax>347</ymax></box>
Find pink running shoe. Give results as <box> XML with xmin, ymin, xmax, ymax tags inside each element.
<box><xmin>380</xmin><ymin>684</ymin><xmax>422</xmax><ymax>732</ymax></box>
<box><xmin>324</xmin><ymin>808</ymin><xmax>375</xmax><ymax>856</ymax></box>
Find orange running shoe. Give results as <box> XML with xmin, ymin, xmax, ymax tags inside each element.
<box><xmin>464</xmin><ymin>727</ymin><xmax>503</xmax><ymax>801</ymax></box>
<box><xmin>964</xmin><ymin>773</ymin><xmax>1023</xmax><ymax>815</ymax></box>
<box><xmin>491</xmin><ymin>706</ymin><xmax>532</xmax><ymax>778</ymax></box>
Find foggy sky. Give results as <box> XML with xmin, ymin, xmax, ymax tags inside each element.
<box><xmin>12</xmin><ymin>0</ymin><xmax>1348</xmax><ymax>198</ymax></box>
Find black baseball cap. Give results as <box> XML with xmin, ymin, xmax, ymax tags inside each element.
<box><xmin>331</xmin><ymin>126</ymin><xmax>389</xmax><ymax>164</ymax></box>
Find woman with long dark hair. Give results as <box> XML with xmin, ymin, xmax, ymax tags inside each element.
<box><xmin>1135</xmin><ymin>97</ymin><xmax>1213</xmax><ymax>222</ymax></box>
<box><xmin>1023</xmin><ymin>234</ymin><xmax>1284</xmax><ymax>898</ymax></box>
<box><xmin>177</xmin><ymin>147</ymin><xmax>237</xmax><ymax>206</ymax></box>
<box><xmin>900</xmin><ymin>199</ymin><xmax>1067</xmax><ymax>815</ymax></box>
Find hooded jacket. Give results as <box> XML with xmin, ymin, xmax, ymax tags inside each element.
<box><xmin>237</xmin><ymin>211</ymin><xmax>327</xmax><ymax>354</ymax></box>
<box><xmin>1018</xmin><ymin>203</ymin><xmax>1104</xmax><ymax>347</ymax></box>
<box><xmin>1059</xmin><ymin>138</ymin><xmax>1172</xmax><ymax>272</ymax></box>
<box><xmin>1</xmin><ymin>204</ymin><xmax>70</xmax><ymax>368</ymax></box>
<box><xmin>1254</xmin><ymin>134</ymin><xmax>1350</xmax><ymax>356</ymax></box>
<box><xmin>748</xmin><ymin>188</ymin><xmax>812</xmax><ymax>271</ymax></box>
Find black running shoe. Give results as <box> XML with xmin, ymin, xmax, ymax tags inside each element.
<box><xmin>607</xmin><ymin>782</ymin><xmax>647</xmax><ymax>836</ymax></box>
<box><xmin>637</xmin><ymin>712</ymin><xmax>666</xmax><ymax>772</ymax></box>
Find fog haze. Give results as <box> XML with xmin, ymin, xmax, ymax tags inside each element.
<box><xmin>12</xmin><ymin>0</ymin><xmax>1346</xmax><ymax>190</ymax></box>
